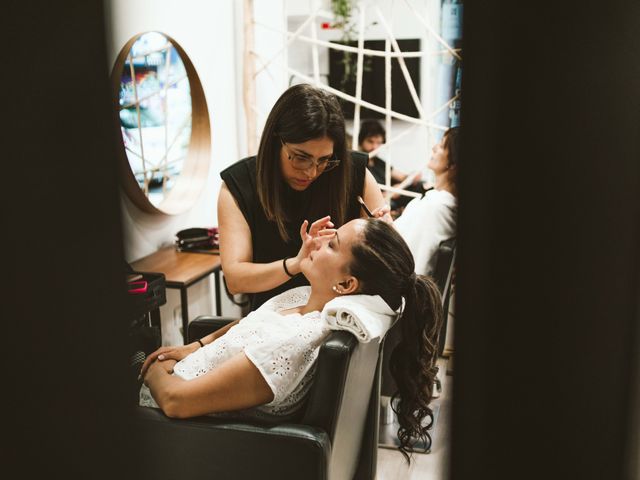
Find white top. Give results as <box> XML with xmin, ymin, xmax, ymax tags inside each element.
<box><xmin>139</xmin><ymin>286</ymin><xmax>396</xmax><ymax>419</ymax></box>
<box><xmin>394</xmin><ymin>188</ymin><xmax>457</xmax><ymax>276</ymax></box>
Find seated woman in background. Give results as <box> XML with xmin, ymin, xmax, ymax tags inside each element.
<box><xmin>139</xmin><ymin>218</ymin><xmax>443</xmax><ymax>457</ymax></box>
<box><xmin>394</xmin><ymin>127</ymin><xmax>459</xmax><ymax>276</ymax></box>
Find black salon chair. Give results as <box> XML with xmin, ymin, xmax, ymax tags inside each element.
<box><xmin>136</xmin><ymin>317</ymin><xmax>386</xmax><ymax>480</ymax></box>
<box><xmin>378</xmin><ymin>237</ymin><xmax>456</xmax><ymax>453</ymax></box>
<box><xmin>430</xmin><ymin>237</ymin><xmax>456</xmax><ymax>356</ymax></box>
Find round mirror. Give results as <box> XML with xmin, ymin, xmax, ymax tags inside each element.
<box><xmin>111</xmin><ymin>32</ymin><xmax>210</xmax><ymax>215</ymax></box>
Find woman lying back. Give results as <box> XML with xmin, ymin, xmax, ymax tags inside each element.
<box><xmin>139</xmin><ymin>217</ymin><xmax>443</xmax><ymax>458</ymax></box>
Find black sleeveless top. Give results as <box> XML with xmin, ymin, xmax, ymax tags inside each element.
<box><xmin>221</xmin><ymin>151</ymin><xmax>368</xmax><ymax>311</ymax></box>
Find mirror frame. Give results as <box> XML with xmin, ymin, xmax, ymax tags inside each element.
<box><xmin>111</xmin><ymin>32</ymin><xmax>211</xmax><ymax>215</ymax></box>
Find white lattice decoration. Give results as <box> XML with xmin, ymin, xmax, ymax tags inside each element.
<box><xmin>244</xmin><ymin>0</ymin><xmax>461</xmax><ymax>200</ymax></box>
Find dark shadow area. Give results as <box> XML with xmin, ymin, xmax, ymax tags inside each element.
<box><xmin>6</xmin><ymin>2</ymin><xmax>138</xmax><ymax>478</ymax></box>
<box><xmin>452</xmin><ymin>2</ymin><xmax>640</xmax><ymax>480</ymax></box>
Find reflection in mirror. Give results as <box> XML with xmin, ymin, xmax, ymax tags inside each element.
<box><xmin>118</xmin><ymin>32</ymin><xmax>192</xmax><ymax>207</ymax></box>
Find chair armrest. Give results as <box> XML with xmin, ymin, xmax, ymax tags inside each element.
<box><xmin>187</xmin><ymin>315</ymin><xmax>239</xmax><ymax>343</ymax></box>
<box><xmin>301</xmin><ymin>331</ymin><xmax>357</xmax><ymax>435</ymax></box>
<box><xmin>302</xmin><ymin>331</ymin><xmax>381</xmax><ymax>480</ymax></box>
<box><xmin>136</xmin><ymin>407</ymin><xmax>330</xmax><ymax>480</ymax></box>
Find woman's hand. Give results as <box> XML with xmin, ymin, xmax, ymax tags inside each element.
<box><xmin>307</xmin><ymin>215</ymin><xmax>335</xmax><ymax>237</ymax></box>
<box><xmin>290</xmin><ymin>217</ymin><xmax>336</xmax><ymax>274</ymax></box>
<box><xmin>143</xmin><ymin>358</ymin><xmax>178</xmax><ymax>386</ymax></box>
<box><xmin>139</xmin><ymin>343</ymin><xmax>199</xmax><ymax>379</ymax></box>
<box><xmin>371</xmin><ymin>203</ymin><xmax>393</xmax><ymax>224</ymax></box>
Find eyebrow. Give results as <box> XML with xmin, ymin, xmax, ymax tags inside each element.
<box><xmin>291</xmin><ymin>147</ymin><xmax>333</xmax><ymax>160</ymax></box>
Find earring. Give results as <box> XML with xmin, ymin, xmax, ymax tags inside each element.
<box><xmin>332</xmin><ymin>285</ymin><xmax>341</xmax><ymax>294</ymax></box>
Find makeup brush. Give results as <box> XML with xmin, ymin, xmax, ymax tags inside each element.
<box><xmin>357</xmin><ymin>195</ymin><xmax>374</xmax><ymax>218</ymax></box>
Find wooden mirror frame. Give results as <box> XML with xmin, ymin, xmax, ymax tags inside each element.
<box><xmin>111</xmin><ymin>32</ymin><xmax>211</xmax><ymax>215</ymax></box>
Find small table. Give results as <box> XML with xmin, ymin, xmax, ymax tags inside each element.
<box><xmin>131</xmin><ymin>247</ymin><xmax>222</xmax><ymax>344</ymax></box>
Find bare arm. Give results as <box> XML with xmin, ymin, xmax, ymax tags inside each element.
<box><xmin>139</xmin><ymin>319</ymin><xmax>241</xmax><ymax>377</ymax></box>
<box><xmin>362</xmin><ymin>169</ymin><xmax>393</xmax><ymax>223</ymax></box>
<box><xmin>218</xmin><ymin>182</ymin><xmax>334</xmax><ymax>294</ymax></box>
<box><xmin>390</xmin><ymin>170</ymin><xmax>423</xmax><ymax>199</ymax></box>
<box><xmin>391</xmin><ymin>168</ymin><xmax>408</xmax><ymax>183</ymax></box>
<box><xmin>144</xmin><ymin>352</ymin><xmax>273</xmax><ymax>418</ymax></box>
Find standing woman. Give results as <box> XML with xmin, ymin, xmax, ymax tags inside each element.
<box><xmin>219</xmin><ymin>84</ymin><xmax>390</xmax><ymax>311</ymax></box>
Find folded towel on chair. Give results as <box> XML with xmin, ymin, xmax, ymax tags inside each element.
<box><xmin>322</xmin><ymin>294</ymin><xmax>398</xmax><ymax>343</ymax></box>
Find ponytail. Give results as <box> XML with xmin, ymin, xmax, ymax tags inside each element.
<box><xmin>348</xmin><ymin>219</ymin><xmax>445</xmax><ymax>461</ymax></box>
<box><xmin>389</xmin><ymin>275</ymin><xmax>443</xmax><ymax>461</ymax></box>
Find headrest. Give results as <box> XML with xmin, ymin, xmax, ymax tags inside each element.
<box><xmin>321</xmin><ymin>294</ymin><xmax>398</xmax><ymax>343</ymax></box>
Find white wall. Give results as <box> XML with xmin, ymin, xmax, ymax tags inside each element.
<box><xmin>281</xmin><ymin>0</ymin><xmax>447</xmax><ymax>177</ymax></box>
<box><xmin>249</xmin><ymin>0</ymin><xmax>288</xmax><ymax>152</ymax></box>
<box><xmin>104</xmin><ymin>0</ymin><xmax>246</xmax><ymax>344</ymax></box>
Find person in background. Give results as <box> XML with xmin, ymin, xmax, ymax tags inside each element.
<box><xmin>394</xmin><ymin>126</ymin><xmax>459</xmax><ymax>277</ymax></box>
<box><xmin>139</xmin><ymin>218</ymin><xmax>443</xmax><ymax>461</ymax></box>
<box><xmin>358</xmin><ymin>119</ymin><xmax>408</xmax><ymax>185</ymax></box>
<box><xmin>218</xmin><ymin>84</ymin><xmax>391</xmax><ymax>312</ymax></box>
<box><xmin>358</xmin><ymin>119</ymin><xmax>426</xmax><ymax>217</ymax></box>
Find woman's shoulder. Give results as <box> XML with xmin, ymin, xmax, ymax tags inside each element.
<box><xmin>348</xmin><ymin>150</ymin><xmax>368</xmax><ymax>194</ymax></box>
<box><xmin>349</xmin><ymin>150</ymin><xmax>368</xmax><ymax>171</ymax></box>
<box><xmin>395</xmin><ymin>188</ymin><xmax>456</xmax><ymax>231</ymax></box>
<box><xmin>426</xmin><ymin>188</ymin><xmax>457</xmax><ymax>207</ymax></box>
<box><xmin>220</xmin><ymin>156</ymin><xmax>257</xmax><ymax>182</ymax></box>
<box><xmin>220</xmin><ymin>156</ymin><xmax>258</xmax><ymax>211</ymax></box>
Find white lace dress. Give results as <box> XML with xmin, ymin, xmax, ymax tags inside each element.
<box><xmin>139</xmin><ymin>286</ymin><xmax>330</xmax><ymax>419</ymax></box>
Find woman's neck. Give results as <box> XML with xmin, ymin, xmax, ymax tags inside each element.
<box><xmin>299</xmin><ymin>289</ymin><xmax>336</xmax><ymax>315</ymax></box>
<box><xmin>434</xmin><ymin>172</ymin><xmax>457</xmax><ymax>197</ymax></box>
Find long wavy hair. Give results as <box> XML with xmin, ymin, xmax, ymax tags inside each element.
<box><xmin>257</xmin><ymin>84</ymin><xmax>351</xmax><ymax>242</ymax></box>
<box><xmin>349</xmin><ymin>219</ymin><xmax>444</xmax><ymax>461</ymax></box>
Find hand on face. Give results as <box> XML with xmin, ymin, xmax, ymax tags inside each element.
<box><xmin>293</xmin><ymin>216</ymin><xmax>337</xmax><ymax>272</ymax></box>
<box><xmin>300</xmin><ymin>219</ymin><xmax>362</xmax><ymax>293</ymax></box>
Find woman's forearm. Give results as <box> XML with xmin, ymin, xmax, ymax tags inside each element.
<box><xmin>223</xmin><ymin>259</ymin><xmax>297</xmax><ymax>295</ymax></box>
<box><xmin>145</xmin><ymin>367</ymin><xmax>187</xmax><ymax>418</ymax></box>
<box><xmin>146</xmin><ymin>353</ymin><xmax>274</xmax><ymax>418</ymax></box>
<box><xmin>218</xmin><ymin>183</ymin><xmax>299</xmax><ymax>295</ymax></box>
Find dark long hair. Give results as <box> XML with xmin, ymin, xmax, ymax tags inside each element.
<box><xmin>257</xmin><ymin>84</ymin><xmax>351</xmax><ymax>241</ymax></box>
<box><xmin>443</xmin><ymin>126</ymin><xmax>461</xmax><ymax>189</ymax></box>
<box><xmin>349</xmin><ymin>219</ymin><xmax>443</xmax><ymax>461</ymax></box>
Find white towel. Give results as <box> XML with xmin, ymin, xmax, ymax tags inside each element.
<box><xmin>321</xmin><ymin>294</ymin><xmax>398</xmax><ymax>343</ymax></box>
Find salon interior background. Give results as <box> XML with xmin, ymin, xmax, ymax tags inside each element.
<box><xmin>7</xmin><ymin>1</ymin><xmax>640</xmax><ymax>479</ymax></box>
<box><xmin>105</xmin><ymin>0</ymin><xmax>461</xmax><ymax>345</ymax></box>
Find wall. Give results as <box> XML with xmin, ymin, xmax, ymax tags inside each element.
<box><xmin>283</xmin><ymin>0</ymin><xmax>448</xmax><ymax>176</ymax></box>
<box><xmin>104</xmin><ymin>0</ymin><xmax>246</xmax><ymax>343</ymax></box>
<box><xmin>252</xmin><ymin>0</ymin><xmax>288</xmax><ymax>144</ymax></box>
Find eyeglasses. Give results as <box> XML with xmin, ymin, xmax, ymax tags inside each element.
<box><xmin>280</xmin><ymin>138</ymin><xmax>341</xmax><ymax>172</ymax></box>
